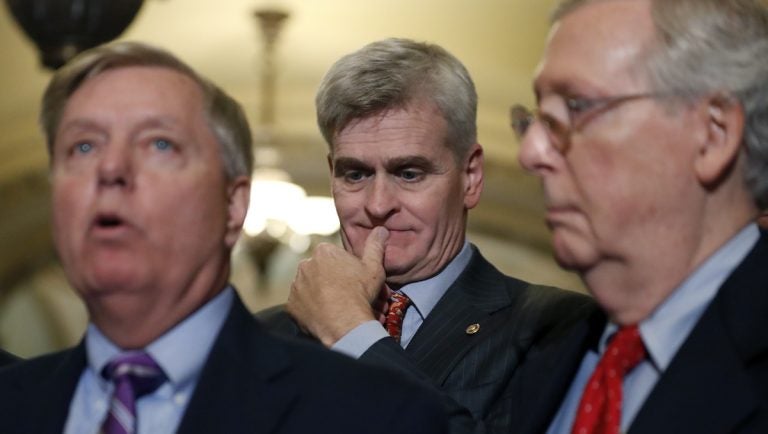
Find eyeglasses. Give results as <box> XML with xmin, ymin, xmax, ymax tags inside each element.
<box><xmin>511</xmin><ymin>92</ymin><xmax>670</xmax><ymax>153</ymax></box>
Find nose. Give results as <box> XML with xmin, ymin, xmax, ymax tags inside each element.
<box><xmin>365</xmin><ymin>176</ymin><xmax>399</xmax><ymax>221</ymax></box>
<box><xmin>517</xmin><ymin>120</ymin><xmax>559</xmax><ymax>176</ymax></box>
<box><xmin>97</xmin><ymin>140</ymin><xmax>133</xmax><ymax>189</ymax></box>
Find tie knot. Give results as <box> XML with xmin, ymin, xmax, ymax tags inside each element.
<box><xmin>385</xmin><ymin>292</ymin><xmax>411</xmax><ymax>344</ymax></box>
<box><xmin>389</xmin><ymin>292</ymin><xmax>411</xmax><ymax>310</ymax></box>
<box><xmin>605</xmin><ymin>325</ymin><xmax>646</xmax><ymax>375</ymax></box>
<box><xmin>103</xmin><ymin>352</ymin><xmax>166</xmax><ymax>398</ymax></box>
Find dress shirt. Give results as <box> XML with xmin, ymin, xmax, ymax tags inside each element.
<box><xmin>546</xmin><ymin>224</ymin><xmax>759</xmax><ymax>434</ymax></box>
<box><xmin>64</xmin><ymin>286</ymin><xmax>234</xmax><ymax>434</ymax></box>
<box><xmin>333</xmin><ymin>242</ymin><xmax>473</xmax><ymax>358</ymax></box>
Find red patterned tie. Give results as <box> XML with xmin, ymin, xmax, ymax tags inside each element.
<box><xmin>385</xmin><ymin>292</ymin><xmax>411</xmax><ymax>344</ymax></box>
<box><xmin>571</xmin><ymin>325</ymin><xmax>646</xmax><ymax>434</ymax></box>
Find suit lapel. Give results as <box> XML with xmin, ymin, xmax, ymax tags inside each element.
<box><xmin>27</xmin><ymin>344</ymin><xmax>87</xmax><ymax>434</ymax></box>
<box><xmin>630</xmin><ymin>232</ymin><xmax>768</xmax><ymax>434</ymax></box>
<box><xmin>629</xmin><ymin>313</ymin><xmax>759</xmax><ymax>434</ymax></box>
<box><xmin>508</xmin><ymin>307</ymin><xmax>604</xmax><ymax>434</ymax></box>
<box><xmin>177</xmin><ymin>295</ymin><xmax>300</xmax><ymax>434</ymax></box>
<box><xmin>405</xmin><ymin>247</ymin><xmax>518</xmax><ymax>384</ymax></box>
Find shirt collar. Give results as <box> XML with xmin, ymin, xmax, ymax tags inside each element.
<box><xmin>599</xmin><ymin>224</ymin><xmax>759</xmax><ymax>371</ymax></box>
<box><xmin>85</xmin><ymin>286</ymin><xmax>234</xmax><ymax>391</ymax></box>
<box><xmin>399</xmin><ymin>241</ymin><xmax>472</xmax><ymax>320</ymax></box>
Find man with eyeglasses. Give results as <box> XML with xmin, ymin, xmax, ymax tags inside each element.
<box><xmin>506</xmin><ymin>0</ymin><xmax>768</xmax><ymax>433</ymax></box>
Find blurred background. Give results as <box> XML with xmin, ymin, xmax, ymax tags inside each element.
<box><xmin>0</xmin><ymin>0</ymin><xmax>583</xmax><ymax>358</ymax></box>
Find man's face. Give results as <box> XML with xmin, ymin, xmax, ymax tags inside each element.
<box><xmin>51</xmin><ymin>66</ymin><xmax>248</xmax><ymax>324</ymax></box>
<box><xmin>330</xmin><ymin>101</ymin><xmax>483</xmax><ymax>287</ymax></box>
<box><xmin>518</xmin><ymin>1</ymin><xmax>703</xmax><ymax>283</ymax></box>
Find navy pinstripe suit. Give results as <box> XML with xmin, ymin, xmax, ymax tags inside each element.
<box><xmin>259</xmin><ymin>245</ymin><xmax>593</xmax><ymax>433</ymax></box>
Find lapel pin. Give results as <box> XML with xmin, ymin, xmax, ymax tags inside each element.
<box><xmin>465</xmin><ymin>323</ymin><xmax>480</xmax><ymax>335</ymax></box>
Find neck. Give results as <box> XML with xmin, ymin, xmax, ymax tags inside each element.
<box><xmin>88</xmin><ymin>263</ymin><xmax>230</xmax><ymax>349</ymax></box>
<box><xmin>584</xmin><ymin>204</ymin><xmax>756</xmax><ymax>326</ymax></box>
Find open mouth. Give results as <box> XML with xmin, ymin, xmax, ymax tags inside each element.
<box><xmin>92</xmin><ymin>213</ymin><xmax>128</xmax><ymax>233</ymax></box>
<box><xmin>96</xmin><ymin>214</ymin><xmax>123</xmax><ymax>227</ymax></box>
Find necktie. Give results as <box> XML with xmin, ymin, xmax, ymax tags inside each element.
<box><xmin>571</xmin><ymin>325</ymin><xmax>646</xmax><ymax>434</ymax></box>
<box><xmin>101</xmin><ymin>352</ymin><xmax>167</xmax><ymax>434</ymax></box>
<box><xmin>385</xmin><ymin>292</ymin><xmax>411</xmax><ymax>344</ymax></box>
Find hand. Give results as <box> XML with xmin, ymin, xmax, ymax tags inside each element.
<box><xmin>287</xmin><ymin>226</ymin><xmax>389</xmax><ymax>346</ymax></box>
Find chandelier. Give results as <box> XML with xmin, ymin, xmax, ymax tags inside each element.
<box><xmin>243</xmin><ymin>7</ymin><xmax>339</xmax><ymax>252</ymax></box>
<box><xmin>5</xmin><ymin>0</ymin><xmax>145</xmax><ymax>69</ymax></box>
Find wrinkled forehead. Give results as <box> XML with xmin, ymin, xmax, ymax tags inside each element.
<box><xmin>534</xmin><ymin>0</ymin><xmax>656</xmax><ymax>97</ymax></box>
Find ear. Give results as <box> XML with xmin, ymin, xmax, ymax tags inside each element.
<box><xmin>463</xmin><ymin>143</ymin><xmax>484</xmax><ymax>209</ymax></box>
<box><xmin>224</xmin><ymin>176</ymin><xmax>251</xmax><ymax>248</ymax></box>
<box><xmin>694</xmin><ymin>95</ymin><xmax>745</xmax><ymax>186</ymax></box>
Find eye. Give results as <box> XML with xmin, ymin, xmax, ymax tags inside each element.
<box><xmin>75</xmin><ymin>142</ymin><xmax>93</xmax><ymax>154</ymax></box>
<box><xmin>343</xmin><ymin>170</ymin><xmax>366</xmax><ymax>183</ymax></box>
<box><xmin>398</xmin><ymin>168</ymin><xmax>424</xmax><ymax>182</ymax></box>
<box><xmin>565</xmin><ymin>97</ymin><xmax>601</xmax><ymax>115</ymax></box>
<box><xmin>152</xmin><ymin>138</ymin><xmax>173</xmax><ymax>151</ymax></box>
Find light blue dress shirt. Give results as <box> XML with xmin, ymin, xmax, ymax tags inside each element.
<box><xmin>332</xmin><ymin>242</ymin><xmax>473</xmax><ymax>358</ymax></box>
<box><xmin>64</xmin><ymin>286</ymin><xmax>234</xmax><ymax>434</ymax></box>
<box><xmin>546</xmin><ymin>224</ymin><xmax>760</xmax><ymax>434</ymax></box>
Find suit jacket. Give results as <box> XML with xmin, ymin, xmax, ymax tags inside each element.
<box><xmin>0</xmin><ymin>293</ymin><xmax>449</xmax><ymax>434</ymax></box>
<box><xmin>506</xmin><ymin>232</ymin><xmax>768</xmax><ymax>434</ymax></box>
<box><xmin>0</xmin><ymin>348</ymin><xmax>19</xmax><ymax>366</ymax></box>
<box><xmin>259</xmin><ymin>245</ymin><xmax>593</xmax><ymax>433</ymax></box>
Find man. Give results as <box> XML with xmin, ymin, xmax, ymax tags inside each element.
<box><xmin>507</xmin><ymin>0</ymin><xmax>768</xmax><ymax>433</ymax></box>
<box><xmin>259</xmin><ymin>38</ymin><xmax>592</xmax><ymax>433</ymax></box>
<box><xmin>0</xmin><ymin>41</ymin><xmax>448</xmax><ymax>434</ymax></box>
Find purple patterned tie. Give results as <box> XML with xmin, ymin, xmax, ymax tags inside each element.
<box><xmin>101</xmin><ymin>352</ymin><xmax>166</xmax><ymax>434</ymax></box>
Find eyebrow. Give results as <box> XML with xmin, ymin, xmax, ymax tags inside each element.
<box><xmin>384</xmin><ymin>155</ymin><xmax>437</xmax><ymax>172</ymax></box>
<box><xmin>332</xmin><ymin>155</ymin><xmax>439</xmax><ymax>176</ymax></box>
<box><xmin>57</xmin><ymin>115</ymin><xmax>181</xmax><ymax>138</ymax></box>
<box><xmin>332</xmin><ymin>157</ymin><xmax>369</xmax><ymax>176</ymax></box>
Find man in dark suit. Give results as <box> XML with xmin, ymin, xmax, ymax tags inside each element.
<box><xmin>0</xmin><ymin>41</ymin><xmax>447</xmax><ymax>434</ymax></box>
<box><xmin>508</xmin><ymin>0</ymin><xmax>768</xmax><ymax>432</ymax></box>
<box><xmin>0</xmin><ymin>348</ymin><xmax>18</xmax><ymax>366</ymax></box>
<box><xmin>259</xmin><ymin>38</ymin><xmax>592</xmax><ymax>434</ymax></box>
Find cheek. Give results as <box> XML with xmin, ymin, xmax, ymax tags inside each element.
<box><xmin>51</xmin><ymin>178</ymin><xmax>88</xmax><ymax>242</ymax></box>
<box><xmin>141</xmin><ymin>174</ymin><xmax>228</xmax><ymax>246</ymax></box>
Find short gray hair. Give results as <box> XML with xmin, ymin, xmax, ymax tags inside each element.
<box><xmin>41</xmin><ymin>41</ymin><xmax>253</xmax><ymax>180</ymax></box>
<box><xmin>553</xmin><ymin>0</ymin><xmax>768</xmax><ymax>209</ymax></box>
<box><xmin>316</xmin><ymin>38</ymin><xmax>477</xmax><ymax>159</ymax></box>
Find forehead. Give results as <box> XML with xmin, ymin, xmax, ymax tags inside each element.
<box><xmin>535</xmin><ymin>0</ymin><xmax>655</xmax><ymax>95</ymax></box>
<box><xmin>64</xmin><ymin>66</ymin><xmax>204</xmax><ymax>115</ymax></box>
<box><xmin>332</xmin><ymin>103</ymin><xmax>450</xmax><ymax>159</ymax></box>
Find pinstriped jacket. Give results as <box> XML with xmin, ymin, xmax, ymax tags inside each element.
<box><xmin>259</xmin><ymin>245</ymin><xmax>594</xmax><ymax>434</ymax></box>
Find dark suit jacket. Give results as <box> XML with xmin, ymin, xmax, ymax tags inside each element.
<box><xmin>259</xmin><ymin>246</ymin><xmax>593</xmax><ymax>433</ymax></box>
<box><xmin>0</xmin><ymin>348</ymin><xmax>19</xmax><ymax>366</ymax></box>
<box><xmin>506</xmin><ymin>232</ymin><xmax>768</xmax><ymax>434</ymax></box>
<box><xmin>0</xmin><ymin>293</ymin><xmax>449</xmax><ymax>434</ymax></box>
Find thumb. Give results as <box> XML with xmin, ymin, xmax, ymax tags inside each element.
<box><xmin>361</xmin><ymin>226</ymin><xmax>389</xmax><ymax>270</ymax></box>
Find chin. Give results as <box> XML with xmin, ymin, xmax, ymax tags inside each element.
<box><xmin>78</xmin><ymin>262</ymin><xmax>148</xmax><ymax>295</ymax></box>
<box><xmin>551</xmin><ymin>231</ymin><xmax>599</xmax><ymax>272</ymax></box>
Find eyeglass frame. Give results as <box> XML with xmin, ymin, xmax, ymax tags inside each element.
<box><xmin>511</xmin><ymin>92</ymin><xmax>676</xmax><ymax>153</ymax></box>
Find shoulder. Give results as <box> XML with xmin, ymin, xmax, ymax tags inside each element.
<box><xmin>0</xmin><ymin>348</ymin><xmax>75</xmax><ymax>385</ymax></box>
<box><xmin>469</xmin><ymin>245</ymin><xmax>593</xmax><ymax>313</ymax></box>
<box><xmin>253</xmin><ymin>304</ymin><xmax>319</xmax><ymax>344</ymax></box>
<box><xmin>0</xmin><ymin>347</ymin><xmax>82</xmax><ymax>426</ymax></box>
<box><xmin>0</xmin><ymin>348</ymin><xmax>20</xmax><ymax>367</ymax></box>
<box><xmin>257</xmin><ymin>331</ymin><xmax>448</xmax><ymax>432</ymax></box>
